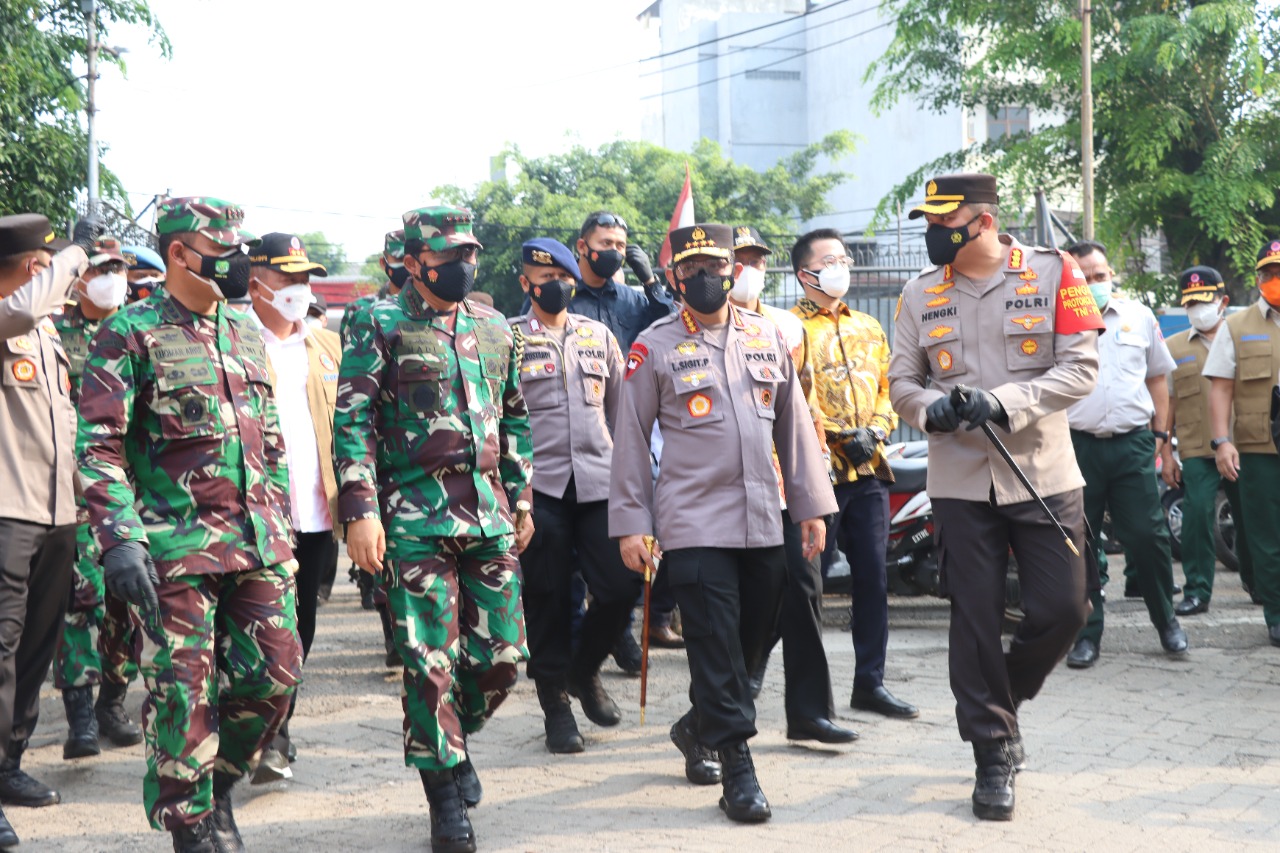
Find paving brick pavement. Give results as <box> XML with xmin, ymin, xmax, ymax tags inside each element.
<box><xmin>9</xmin><ymin>561</ymin><xmax>1279</xmax><ymax>852</ymax></box>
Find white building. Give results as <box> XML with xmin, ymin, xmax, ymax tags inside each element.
<box><xmin>636</xmin><ymin>0</ymin><xmax>1042</xmax><ymax>245</ymax></box>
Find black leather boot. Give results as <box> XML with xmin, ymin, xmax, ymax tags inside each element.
<box><xmin>210</xmin><ymin>771</ymin><xmax>245</xmax><ymax>852</ymax></box>
<box><xmin>536</xmin><ymin>680</ymin><xmax>584</xmax><ymax>754</ymax></box>
<box><xmin>717</xmin><ymin>742</ymin><xmax>771</xmax><ymax>823</ymax></box>
<box><xmin>566</xmin><ymin>668</ymin><xmax>621</xmax><ymax>727</ymax></box>
<box><xmin>972</xmin><ymin>738</ymin><xmax>1016</xmax><ymax>821</ymax></box>
<box><xmin>377</xmin><ymin>604</ymin><xmax>402</xmax><ymax>668</ymax></box>
<box><xmin>669</xmin><ymin>712</ymin><xmax>721</xmax><ymax>785</ymax></box>
<box><xmin>453</xmin><ymin>741</ymin><xmax>483</xmax><ymax>808</ymax></box>
<box><xmin>420</xmin><ymin>769</ymin><xmax>476</xmax><ymax>853</ymax></box>
<box><xmin>95</xmin><ymin>681</ymin><xmax>143</xmax><ymax>747</ymax></box>
<box><xmin>170</xmin><ymin>815</ymin><xmax>217</xmax><ymax>853</ymax></box>
<box><xmin>62</xmin><ymin>685</ymin><xmax>101</xmax><ymax>759</ymax></box>
<box><xmin>0</xmin><ymin>741</ymin><xmax>60</xmax><ymax>807</ymax></box>
<box><xmin>0</xmin><ymin>803</ymin><xmax>18</xmax><ymax>849</ymax></box>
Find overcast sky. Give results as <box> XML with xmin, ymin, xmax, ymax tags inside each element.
<box><xmin>96</xmin><ymin>0</ymin><xmax>659</xmax><ymax>265</ymax></box>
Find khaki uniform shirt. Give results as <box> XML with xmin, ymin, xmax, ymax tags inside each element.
<box><xmin>1066</xmin><ymin>296</ymin><xmax>1174</xmax><ymax>435</ymax></box>
<box><xmin>888</xmin><ymin>236</ymin><xmax>1103</xmax><ymax>504</ymax></box>
<box><xmin>609</xmin><ymin>306</ymin><xmax>837</xmax><ymax>550</ymax></box>
<box><xmin>0</xmin><ymin>246</ymin><xmax>87</xmax><ymax>526</ymax></box>
<box><xmin>1203</xmin><ymin>300</ymin><xmax>1280</xmax><ymax>455</ymax></box>
<box><xmin>510</xmin><ymin>312</ymin><xmax>623</xmax><ymax>503</ymax></box>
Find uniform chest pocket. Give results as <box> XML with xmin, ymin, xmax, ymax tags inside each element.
<box><xmin>919</xmin><ymin>323</ymin><xmax>966</xmax><ymax>376</ymax></box>
<box><xmin>1002</xmin><ymin>312</ymin><xmax>1054</xmax><ymax>371</ymax></box>
<box><xmin>3</xmin><ymin>338</ymin><xmax>42</xmax><ymax>389</ymax></box>
<box><xmin>519</xmin><ymin>358</ymin><xmax>563</xmax><ymax>410</ymax></box>
<box><xmin>672</xmin><ymin>378</ymin><xmax>724</xmax><ymax>428</ymax></box>
<box><xmin>745</xmin><ymin>362</ymin><xmax>782</xmax><ymax>420</ymax></box>
<box><xmin>1111</xmin><ymin>331</ymin><xmax>1148</xmax><ymax>372</ymax></box>
<box><xmin>396</xmin><ymin>353</ymin><xmax>446</xmax><ymax>418</ymax></box>
<box><xmin>152</xmin><ymin>385</ymin><xmax>225</xmax><ymax>440</ymax></box>
<box><xmin>1172</xmin><ymin>358</ymin><xmax>1202</xmax><ymax>399</ymax></box>
<box><xmin>1238</xmin><ymin>335</ymin><xmax>1274</xmax><ymax>382</ymax></box>
<box><xmin>579</xmin><ymin>356</ymin><xmax>609</xmax><ymax>407</ymax></box>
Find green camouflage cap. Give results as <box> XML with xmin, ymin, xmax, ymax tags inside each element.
<box><xmin>156</xmin><ymin>196</ymin><xmax>258</xmax><ymax>247</ymax></box>
<box><xmin>384</xmin><ymin>229</ymin><xmax>406</xmax><ymax>264</ymax></box>
<box><xmin>402</xmin><ymin>205</ymin><xmax>483</xmax><ymax>252</ymax></box>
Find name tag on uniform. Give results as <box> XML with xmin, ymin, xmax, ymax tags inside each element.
<box><xmin>396</xmin><ymin>325</ymin><xmax>444</xmax><ymax>357</ymax></box>
<box><xmin>151</xmin><ymin>342</ymin><xmax>217</xmax><ymax>392</ymax></box>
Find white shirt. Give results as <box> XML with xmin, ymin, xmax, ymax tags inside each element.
<box><xmin>1066</xmin><ymin>296</ymin><xmax>1175</xmax><ymax>435</ymax></box>
<box><xmin>250</xmin><ymin>309</ymin><xmax>332</xmax><ymax>533</ymax></box>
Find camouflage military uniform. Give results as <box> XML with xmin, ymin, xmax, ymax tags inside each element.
<box><xmin>75</xmin><ymin>199</ymin><xmax>301</xmax><ymax>832</ymax></box>
<box><xmin>334</xmin><ymin>217</ymin><xmax>533</xmax><ymax>772</ymax></box>
<box><xmin>52</xmin><ymin>302</ymin><xmax>141</xmax><ymax>692</ymax></box>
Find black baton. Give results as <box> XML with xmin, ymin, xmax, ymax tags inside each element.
<box><xmin>951</xmin><ymin>385</ymin><xmax>1081</xmax><ymax>557</ymax></box>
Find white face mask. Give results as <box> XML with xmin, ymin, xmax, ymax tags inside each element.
<box><xmin>730</xmin><ymin>265</ymin><xmax>766</xmax><ymax>303</ymax></box>
<box><xmin>85</xmin><ymin>272</ymin><xmax>128</xmax><ymax>310</ymax></box>
<box><xmin>1186</xmin><ymin>300</ymin><xmax>1223</xmax><ymax>332</ymax></box>
<box><xmin>805</xmin><ymin>265</ymin><xmax>850</xmax><ymax>299</ymax></box>
<box><xmin>262</xmin><ymin>282</ymin><xmax>314</xmax><ymax>324</ymax></box>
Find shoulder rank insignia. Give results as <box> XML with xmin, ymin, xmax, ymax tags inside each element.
<box><xmin>1015</xmin><ymin>282</ymin><xmax>1039</xmax><ymax>295</ymax></box>
<box><xmin>925</xmin><ymin>281</ymin><xmax>955</xmax><ymax>295</ymax></box>
<box><xmin>1009</xmin><ymin>248</ymin><xmax>1024</xmax><ymax>270</ymax></box>
<box><xmin>928</xmin><ymin>325</ymin><xmax>954</xmax><ymax>339</ymax></box>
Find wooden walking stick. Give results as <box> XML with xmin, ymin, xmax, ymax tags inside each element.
<box><xmin>640</xmin><ymin>535</ymin><xmax>658</xmax><ymax>725</ymax></box>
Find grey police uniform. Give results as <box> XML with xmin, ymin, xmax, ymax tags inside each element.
<box><xmin>0</xmin><ymin>243</ymin><xmax>85</xmax><ymax>761</ymax></box>
<box><xmin>510</xmin><ymin>312</ymin><xmax>642</xmax><ymax>690</ymax></box>
<box><xmin>888</xmin><ymin>236</ymin><xmax>1101</xmax><ymax>743</ymax></box>
<box><xmin>610</xmin><ymin>305</ymin><xmax>837</xmax><ymax>747</ymax></box>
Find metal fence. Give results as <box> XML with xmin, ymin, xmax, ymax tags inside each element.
<box><xmin>74</xmin><ymin>199</ymin><xmax>158</xmax><ymax>249</ymax></box>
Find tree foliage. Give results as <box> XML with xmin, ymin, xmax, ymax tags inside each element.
<box><xmin>297</xmin><ymin>231</ymin><xmax>347</xmax><ymax>276</ymax></box>
<box><xmin>0</xmin><ymin>0</ymin><xmax>168</xmax><ymax>225</ymax></box>
<box><xmin>868</xmin><ymin>0</ymin><xmax>1280</xmax><ymax>304</ymax></box>
<box><xmin>435</xmin><ymin>133</ymin><xmax>856</xmax><ymax>314</ymax></box>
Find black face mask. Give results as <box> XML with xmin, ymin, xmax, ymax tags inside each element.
<box><xmin>529</xmin><ymin>278</ymin><xmax>576</xmax><ymax>314</ymax></box>
<box><xmin>584</xmin><ymin>248</ymin><xmax>624</xmax><ymax>280</ymax></box>
<box><xmin>678</xmin><ymin>270</ymin><xmax>732</xmax><ymax>314</ymax></box>
<box><xmin>417</xmin><ymin>260</ymin><xmax>475</xmax><ymax>303</ymax></box>
<box><xmin>388</xmin><ymin>265</ymin><xmax>412</xmax><ymax>292</ymax></box>
<box><xmin>924</xmin><ymin>214</ymin><xmax>982</xmax><ymax>266</ymax></box>
<box><xmin>184</xmin><ymin>245</ymin><xmax>251</xmax><ymax>300</ymax></box>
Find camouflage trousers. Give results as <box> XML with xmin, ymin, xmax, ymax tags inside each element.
<box><xmin>132</xmin><ymin>561</ymin><xmax>302</xmax><ymax>831</ymax></box>
<box><xmin>385</xmin><ymin>536</ymin><xmax>527</xmax><ymax>771</ymax></box>
<box><xmin>54</xmin><ymin>520</ymin><xmax>141</xmax><ymax>689</ymax></box>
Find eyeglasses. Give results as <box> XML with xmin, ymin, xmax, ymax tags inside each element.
<box><xmin>1259</xmin><ymin>269</ymin><xmax>1280</xmax><ymax>283</ymax></box>
<box><xmin>421</xmin><ymin>246</ymin><xmax>478</xmax><ymax>264</ymax></box>
<box><xmin>585</xmin><ymin>213</ymin><xmax>628</xmax><ymax>232</ymax></box>
<box><xmin>675</xmin><ymin>258</ymin><xmax>731</xmax><ymax>277</ymax></box>
<box><xmin>806</xmin><ymin>255</ymin><xmax>853</xmax><ymax>271</ymax></box>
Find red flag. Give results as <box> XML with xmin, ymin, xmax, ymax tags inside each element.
<box><xmin>658</xmin><ymin>163</ymin><xmax>695</xmax><ymax>270</ymax></box>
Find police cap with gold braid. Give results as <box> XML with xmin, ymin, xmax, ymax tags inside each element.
<box><xmin>670</xmin><ymin>223</ymin><xmax>734</xmax><ymax>264</ymax></box>
<box><xmin>908</xmin><ymin>174</ymin><xmax>1000</xmax><ymax>220</ymax></box>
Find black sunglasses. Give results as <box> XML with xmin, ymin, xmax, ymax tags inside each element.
<box><xmin>585</xmin><ymin>213</ymin><xmax>628</xmax><ymax>232</ymax></box>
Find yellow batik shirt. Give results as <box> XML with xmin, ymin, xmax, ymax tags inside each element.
<box><xmin>793</xmin><ymin>297</ymin><xmax>897</xmax><ymax>485</ymax></box>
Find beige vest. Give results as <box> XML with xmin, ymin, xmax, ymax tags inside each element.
<box><xmin>1166</xmin><ymin>330</ymin><xmax>1214</xmax><ymax>459</ymax></box>
<box><xmin>1227</xmin><ymin>307</ymin><xmax>1280</xmax><ymax>455</ymax></box>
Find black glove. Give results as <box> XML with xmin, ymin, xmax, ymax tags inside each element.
<box><xmin>102</xmin><ymin>541</ymin><xmax>159</xmax><ymax>618</ymax></box>
<box><xmin>71</xmin><ymin>214</ymin><xmax>106</xmax><ymax>255</ymax></box>
<box><xmin>625</xmin><ymin>244</ymin><xmax>656</xmax><ymax>286</ymax></box>
<box><xmin>954</xmin><ymin>387</ymin><xmax>1006</xmax><ymax>431</ymax></box>
<box><xmin>926</xmin><ymin>396</ymin><xmax>961</xmax><ymax>433</ymax></box>
<box><xmin>841</xmin><ymin>427</ymin><xmax>879</xmax><ymax>466</ymax></box>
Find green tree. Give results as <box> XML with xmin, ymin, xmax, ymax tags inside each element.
<box><xmin>359</xmin><ymin>251</ymin><xmax>385</xmax><ymax>283</ymax></box>
<box><xmin>868</xmin><ymin>0</ymin><xmax>1280</xmax><ymax>304</ymax></box>
<box><xmin>435</xmin><ymin>133</ymin><xmax>856</xmax><ymax>314</ymax></box>
<box><xmin>297</xmin><ymin>231</ymin><xmax>347</xmax><ymax>276</ymax></box>
<box><xmin>0</xmin><ymin>0</ymin><xmax>168</xmax><ymax>224</ymax></box>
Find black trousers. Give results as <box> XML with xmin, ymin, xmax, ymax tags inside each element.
<box><xmin>667</xmin><ymin>545</ymin><xmax>786</xmax><ymax>750</ymax></box>
<box><xmin>760</xmin><ymin>510</ymin><xmax>835</xmax><ymax>723</ymax></box>
<box><xmin>933</xmin><ymin>490</ymin><xmax>1090</xmax><ymax>742</ymax></box>
<box><xmin>293</xmin><ymin>531</ymin><xmax>338</xmax><ymax>661</ymax></box>
<box><xmin>0</xmin><ymin>519</ymin><xmax>75</xmax><ymax>749</ymax></box>
<box><xmin>830</xmin><ymin>477</ymin><xmax>890</xmax><ymax>691</ymax></box>
<box><xmin>521</xmin><ymin>480</ymin><xmax>642</xmax><ymax>683</ymax></box>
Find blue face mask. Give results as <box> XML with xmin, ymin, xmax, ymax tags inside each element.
<box><xmin>1089</xmin><ymin>282</ymin><xmax>1112</xmax><ymax>309</ymax></box>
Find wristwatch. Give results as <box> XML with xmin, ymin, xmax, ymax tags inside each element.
<box><xmin>869</xmin><ymin>426</ymin><xmax>887</xmax><ymax>443</ymax></box>
<box><xmin>1210</xmin><ymin>436</ymin><xmax>1231</xmax><ymax>451</ymax></box>
<box><xmin>1152</xmin><ymin>430</ymin><xmax>1169</xmax><ymax>441</ymax></box>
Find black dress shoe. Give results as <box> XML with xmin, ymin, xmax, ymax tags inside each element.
<box><xmin>1268</xmin><ymin>624</ymin><xmax>1280</xmax><ymax>648</ymax></box>
<box><xmin>0</xmin><ymin>804</ymin><xmax>18</xmax><ymax>849</ymax></box>
<box><xmin>971</xmin><ymin>739</ymin><xmax>1015</xmax><ymax>821</ymax></box>
<box><xmin>567</xmin><ymin>671</ymin><xmax>622</xmax><ymax>727</ymax></box>
<box><xmin>1175</xmin><ymin>596</ymin><xmax>1208</xmax><ymax>616</ymax></box>
<box><xmin>786</xmin><ymin>717</ymin><xmax>859</xmax><ymax>744</ymax></box>
<box><xmin>670</xmin><ymin>716</ymin><xmax>721</xmax><ymax>785</ymax></box>
<box><xmin>850</xmin><ymin>686</ymin><xmax>919</xmax><ymax>719</ymax></box>
<box><xmin>1123</xmin><ymin>581</ymin><xmax>1141</xmax><ymax>598</ymax></box>
<box><xmin>1066</xmin><ymin>637</ymin><xmax>1099</xmax><ymax>669</ymax></box>
<box><xmin>1159</xmin><ymin>617</ymin><xmax>1189</xmax><ymax>655</ymax></box>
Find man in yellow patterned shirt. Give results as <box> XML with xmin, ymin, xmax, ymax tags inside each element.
<box><xmin>791</xmin><ymin>228</ymin><xmax>917</xmax><ymax>721</ymax></box>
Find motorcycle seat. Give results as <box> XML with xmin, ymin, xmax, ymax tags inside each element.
<box><xmin>888</xmin><ymin>456</ymin><xmax>928</xmax><ymax>493</ymax></box>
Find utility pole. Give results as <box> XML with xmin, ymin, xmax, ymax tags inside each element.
<box><xmin>81</xmin><ymin>0</ymin><xmax>99</xmax><ymax>214</ymax></box>
<box><xmin>1080</xmin><ymin>0</ymin><xmax>1094</xmax><ymax>240</ymax></box>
